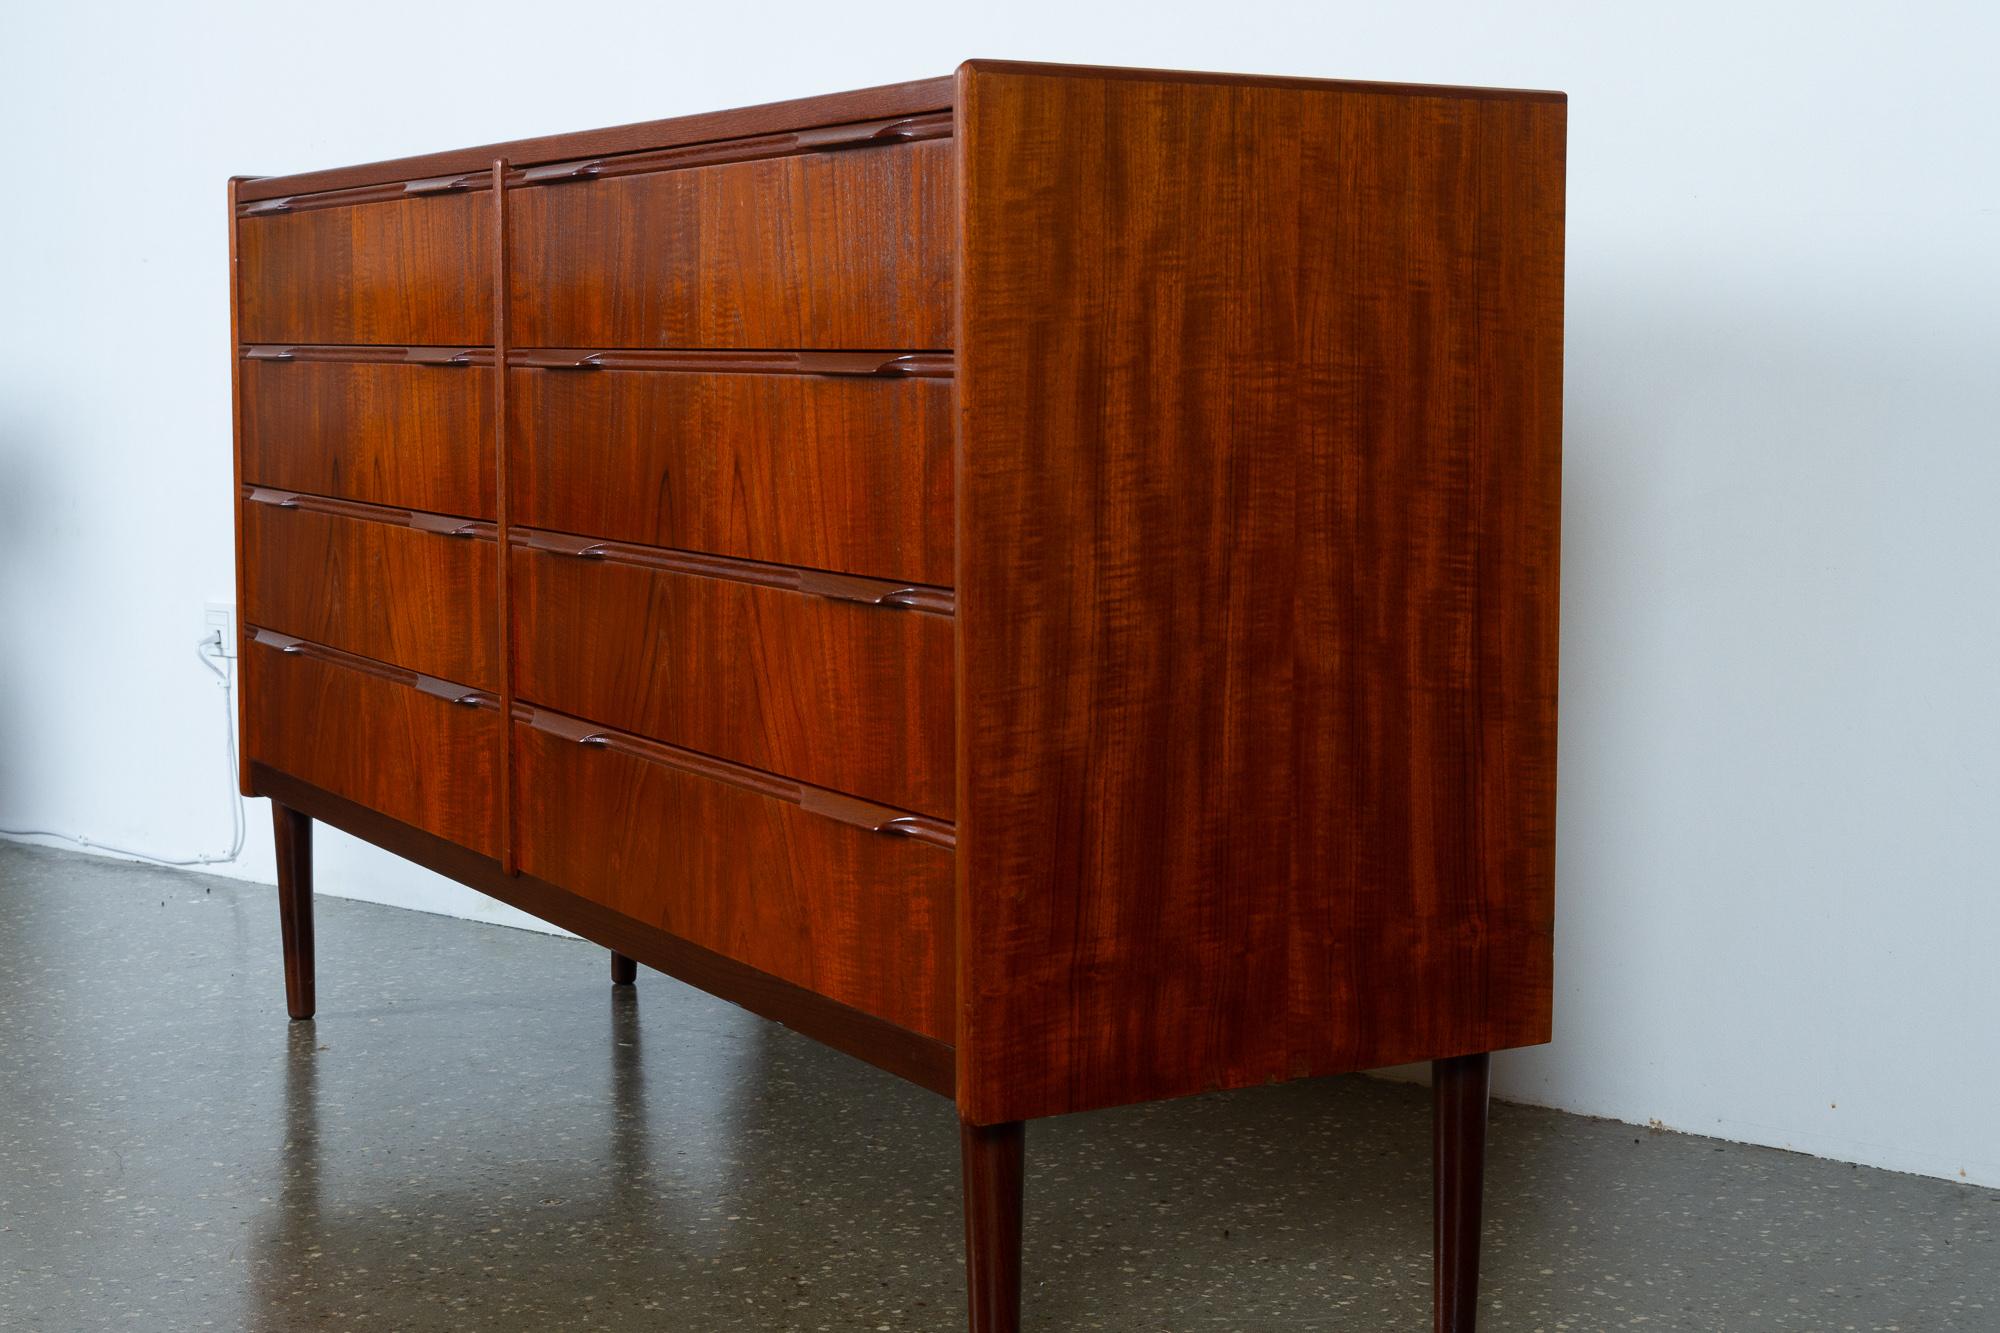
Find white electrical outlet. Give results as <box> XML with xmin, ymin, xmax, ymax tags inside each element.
<box><xmin>205</xmin><ymin>601</ymin><xmax>237</xmax><ymax>657</ymax></box>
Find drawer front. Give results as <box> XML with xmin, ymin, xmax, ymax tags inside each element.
<box><xmin>512</xmin><ymin>541</ymin><xmax>954</xmax><ymax>817</ymax></box>
<box><xmin>242</xmin><ymin>358</ymin><xmax>495</xmax><ymax>517</ymax></box>
<box><xmin>509</xmin><ymin>366</ymin><xmax>951</xmax><ymax>585</ymax></box>
<box><xmin>514</xmin><ymin>711</ymin><xmax>954</xmax><ymax>1040</ymax></box>
<box><xmin>242</xmin><ymin>498</ymin><xmax>499</xmax><ymax>690</ymax></box>
<box><xmin>239</xmin><ymin>194</ymin><xmax>492</xmax><ymax>344</ymax></box>
<box><xmin>246</xmin><ymin>634</ymin><xmax>501</xmax><ymax>856</ymax></box>
<box><xmin>509</xmin><ymin>138</ymin><xmax>953</xmax><ymax>349</ymax></box>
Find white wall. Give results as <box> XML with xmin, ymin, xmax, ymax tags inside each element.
<box><xmin>3</xmin><ymin>1</ymin><xmax>1995</xmax><ymax>1186</ymax></box>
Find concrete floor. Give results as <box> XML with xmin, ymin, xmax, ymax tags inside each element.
<box><xmin>0</xmin><ymin>841</ymin><xmax>1991</xmax><ymax>1332</ymax></box>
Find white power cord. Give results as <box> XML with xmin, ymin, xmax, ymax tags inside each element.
<box><xmin>0</xmin><ymin>631</ymin><xmax>249</xmax><ymax>867</ymax></box>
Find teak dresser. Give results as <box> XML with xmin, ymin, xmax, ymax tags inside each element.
<box><xmin>229</xmin><ymin>59</ymin><xmax>1565</xmax><ymax>1332</ymax></box>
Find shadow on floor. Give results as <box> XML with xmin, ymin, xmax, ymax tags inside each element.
<box><xmin>0</xmin><ymin>841</ymin><xmax>1991</xmax><ymax>1331</ymax></box>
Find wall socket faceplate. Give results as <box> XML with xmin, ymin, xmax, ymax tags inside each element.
<box><xmin>205</xmin><ymin>601</ymin><xmax>237</xmax><ymax>657</ymax></box>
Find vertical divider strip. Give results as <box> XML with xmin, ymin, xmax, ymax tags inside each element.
<box><xmin>492</xmin><ymin>157</ymin><xmax>518</xmax><ymax>874</ymax></box>
<box><xmin>227</xmin><ymin>177</ymin><xmax>253</xmax><ymax>796</ymax></box>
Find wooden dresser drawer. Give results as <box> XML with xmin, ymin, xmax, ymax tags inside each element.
<box><xmin>238</xmin><ymin>193</ymin><xmax>492</xmax><ymax>345</ymax></box>
<box><xmin>514</xmin><ymin>706</ymin><xmax>954</xmax><ymax>1040</ymax></box>
<box><xmin>508</xmin><ymin>136</ymin><xmax>953</xmax><ymax>349</ymax></box>
<box><xmin>240</xmin><ymin>351</ymin><xmax>495</xmax><ymax>517</ymax></box>
<box><xmin>241</xmin><ymin>492</ymin><xmax>499</xmax><ymax>691</ymax></box>
<box><xmin>511</xmin><ymin>533</ymin><xmax>953</xmax><ymax>817</ymax></box>
<box><xmin>245</xmin><ymin>630</ymin><xmax>501</xmax><ymax>856</ymax></box>
<box><xmin>508</xmin><ymin>355</ymin><xmax>952</xmax><ymax>585</ymax></box>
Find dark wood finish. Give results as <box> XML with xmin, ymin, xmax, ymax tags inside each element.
<box><xmin>249</xmin><ymin>763</ymin><xmax>956</xmax><ymax>1093</ymax></box>
<box><xmin>514</xmin><ymin>713</ymin><xmax>955</xmax><ymax>1040</ymax></box>
<box><xmin>237</xmin><ymin>172</ymin><xmax>488</xmax><ymax>217</ymax></box>
<box><xmin>228</xmin><ymin>177</ymin><xmax>253</xmax><ymax>797</ymax></box>
<box><xmin>232</xmin><ymin>62</ymin><xmax>1564</xmax><ymax>1333</ymax></box>
<box><xmin>511</xmin><ymin>538</ymin><xmax>954</xmax><ymax>817</ymax></box>
<box><xmin>273</xmin><ymin>802</ymin><xmax>315</xmax><ymax>1020</ymax></box>
<box><xmin>509</xmin><ymin>349</ymin><xmax>950</xmax><ymax>376</ymax></box>
<box><xmin>610</xmin><ymin>952</ymin><xmax>637</xmax><ymax>986</ymax></box>
<box><xmin>955</xmin><ymin>62</ymin><xmax>1565</xmax><ymax>1124</ymax></box>
<box><xmin>239</xmin><ymin>356</ymin><xmax>495</xmax><ymax>516</ymax></box>
<box><xmin>238</xmin><ymin>192</ymin><xmax>492</xmax><ymax>345</ymax></box>
<box><xmin>1434</xmin><ymin>1053</ymin><xmax>1491</xmax><ymax>1333</ymax></box>
<box><xmin>960</xmin><ymin>1119</ymin><xmax>1025</xmax><ymax>1333</ymax></box>
<box><xmin>243</xmin><ymin>633</ymin><xmax>501</xmax><ymax>857</ymax></box>
<box><xmin>238</xmin><ymin>76</ymin><xmax>956</xmax><ymax>203</ymax></box>
<box><xmin>509</xmin><ymin>111</ymin><xmax>952</xmax><ymax>187</ymax></box>
<box><xmin>241</xmin><ymin>497</ymin><xmax>500</xmax><ymax>691</ymax></box>
<box><xmin>512</xmin><ymin>528</ymin><xmax>952</xmax><ymax>611</ymax></box>
<box><xmin>958</xmin><ymin>58</ymin><xmax>1562</xmax><ymax>101</ymax></box>
<box><xmin>509</xmin><ymin>137</ymin><xmax>953</xmax><ymax>350</ymax></box>
<box><xmin>490</xmin><ymin>157</ymin><xmax>518</xmax><ymax>876</ymax></box>
<box><xmin>509</xmin><ymin>366</ymin><xmax>953</xmax><ymax>585</ymax></box>
<box><xmin>516</xmin><ymin>704</ymin><xmax>952</xmax><ymax>848</ymax></box>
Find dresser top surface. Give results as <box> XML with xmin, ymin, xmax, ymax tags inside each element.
<box><xmin>234</xmin><ymin>60</ymin><xmax>1564</xmax><ymax>204</ymax></box>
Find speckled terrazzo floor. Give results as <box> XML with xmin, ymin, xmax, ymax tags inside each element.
<box><xmin>0</xmin><ymin>841</ymin><xmax>1992</xmax><ymax>1332</ymax></box>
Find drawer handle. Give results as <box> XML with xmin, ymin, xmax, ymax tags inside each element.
<box><xmin>520</xmin><ymin>705</ymin><xmax>957</xmax><ymax>849</ymax></box>
<box><xmin>251</xmin><ymin>629</ymin><xmax>309</xmax><ymax>654</ymax></box>
<box><xmin>524</xmin><ymin>707</ymin><xmax>613</xmax><ymax>746</ymax></box>
<box><xmin>793</xmin><ymin>116</ymin><xmax>940</xmax><ymax>151</ymax></box>
<box><xmin>800</xmin><ymin>789</ymin><xmax>958</xmax><ymax>850</ymax></box>
<box><xmin>413</xmin><ymin>673</ymin><xmax>491</xmax><ymax>707</ymax></box>
<box><xmin>521</xmin><ymin>159</ymin><xmax>602</xmax><ymax>185</ymax></box>
<box><xmin>402</xmin><ymin>347</ymin><xmax>478</xmax><ymax>367</ymax></box>
<box><xmin>521</xmin><ymin>529</ymin><xmax>609</xmax><ymax>559</ymax></box>
<box><xmin>794</xmin><ymin>351</ymin><xmax>951</xmax><ymax>378</ymax></box>
<box><xmin>403</xmin><ymin>173</ymin><xmax>482</xmax><ymax>196</ymax></box>
<box><xmin>795</xmin><ymin>570</ymin><xmax>952</xmax><ymax>613</ymax></box>
<box><xmin>246</xmin><ymin>486</ymin><xmax>302</xmax><ymax>508</ymax></box>
<box><xmin>408</xmin><ymin>512</ymin><xmax>483</xmax><ymax>538</ymax></box>
<box><xmin>515</xmin><ymin>351</ymin><xmax>606</xmax><ymax>371</ymax></box>
<box><xmin>242</xmin><ymin>345</ymin><xmax>297</xmax><ymax>362</ymax></box>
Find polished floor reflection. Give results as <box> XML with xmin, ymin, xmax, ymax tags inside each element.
<box><xmin>0</xmin><ymin>841</ymin><xmax>1992</xmax><ymax>1331</ymax></box>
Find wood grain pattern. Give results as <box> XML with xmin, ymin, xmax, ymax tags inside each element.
<box><xmin>252</xmin><ymin>762</ymin><xmax>955</xmax><ymax>1093</ymax></box>
<box><xmin>509</xmin><ymin>367</ymin><xmax>953</xmax><ymax>585</ymax></box>
<box><xmin>233</xmin><ymin>61</ymin><xmax>1568</xmax><ymax>1333</ymax></box>
<box><xmin>273</xmin><ymin>802</ymin><xmax>316</xmax><ymax>1020</ymax></box>
<box><xmin>490</xmin><ymin>156</ymin><xmax>519</xmax><ymax>876</ymax></box>
<box><xmin>508</xmin><ymin>138</ymin><xmax>953</xmax><ymax>350</ymax></box>
<box><xmin>514</xmin><ymin>716</ymin><xmax>955</xmax><ymax>1040</ymax></box>
<box><xmin>240</xmin><ymin>359</ymin><xmax>495</xmax><ymax>516</ymax></box>
<box><xmin>244</xmin><ymin>637</ymin><xmax>501</xmax><ymax>856</ymax></box>
<box><xmin>242</xmin><ymin>500</ymin><xmax>500</xmax><ymax>690</ymax></box>
<box><xmin>954</xmin><ymin>64</ymin><xmax>1566</xmax><ymax>1123</ymax></box>
<box><xmin>1434</xmin><ymin>1052</ymin><xmax>1492</xmax><ymax>1332</ymax></box>
<box><xmin>239</xmin><ymin>192</ymin><xmax>491</xmax><ymax>344</ymax></box>
<box><xmin>511</xmin><ymin>541</ymin><xmax>954</xmax><ymax>816</ymax></box>
<box><xmin>960</xmin><ymin>1120</ymin><xmax>1026</xmax><ymax>1333</ymax></box>
<box><xmin>238</xmin><ymin>76</ymin><xmax>955</xmax><ymax>203</ymax></box>
<box><xmin>228</xmin><ymin>178</ymin><xmax>253</xmax><ymax>797</ymax></box>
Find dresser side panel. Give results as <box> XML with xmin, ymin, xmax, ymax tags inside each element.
<box><xmin>955</xmin><ymin>67</ymin><xmax>1566</xmax><ymax>1123</ymax></box>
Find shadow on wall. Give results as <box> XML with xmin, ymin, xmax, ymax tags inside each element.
<box><xmin>0</xmin><ymin>419</ymin><xmax>50</xmax><ymax>816</ymax></box>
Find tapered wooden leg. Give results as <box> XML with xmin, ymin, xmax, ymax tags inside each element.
<box><xmin>273</xmin><ymin>802</ymin><xmax>315</xmax><ymax>1021</ymax></box>
<box><xmin>610</xmin><ymin>951</ymin><xmax>638</xmax><ymax>986</ymax></box>
<box><xmin>960</xmin><ymin>1118</ymin><xmax>1025</xmax><ymax>1333</ymax></box>
<box><xmin>1433</xmin><ymin>1052</ymin><xmax>1491</xmax><ymax>1332</ymax></box>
